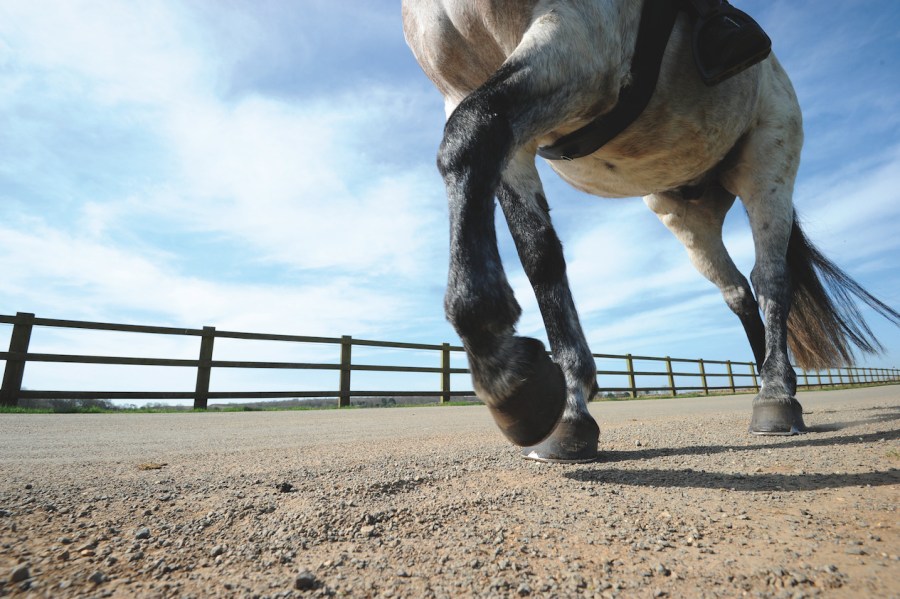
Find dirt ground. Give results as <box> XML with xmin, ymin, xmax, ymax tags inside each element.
<box><xmin>1</xmin><ymin>385</ymin><xmax>898</xmax><ymax>598</ymax></box>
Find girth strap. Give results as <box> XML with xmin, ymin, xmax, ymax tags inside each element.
<box><xmin>537</xmin><ymin>0</ymin><xmax>680</xmax><ymax>161</ymax></box>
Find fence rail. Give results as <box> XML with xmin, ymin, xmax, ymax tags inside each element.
<box><xmin>2</xmin><ymin>312</ymin><xmax>898</xmax><ymax>409</ymax></box>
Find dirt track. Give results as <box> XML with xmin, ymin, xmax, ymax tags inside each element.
<box><xmin>1</xmin><ymin>386</ymin><xmax>899</xmax><ymax>598</ymax></box>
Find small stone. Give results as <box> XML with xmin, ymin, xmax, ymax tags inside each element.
<box><xmin>88</xmin><ymin>571</ymin><xmax>106</xmax><ymax>585</ymax></box>
<box><xmin>295</xmin><ymin>569</ymin><xmax>318</xmax><ymax>590</ymax></box>
<box><xmin>360</xmin><ymin>525</ymin><xmax>376</xmax><ymax>537</ymax></box>
<box><xmin>517</xmin><ymin>582</ymin><xmax>532</xmax><ymax>596</ymax></box>
<box><xmin>276</xmin><ymin>482</ymin><xmax>294</xmax><ymax>493</ymax></box>
<box><xmin>211</xmin><ymin>545</ymin><xmax>225</xmax><ymax>558</ymax></box>
<box><xmin>135</xmin><ymin>527</ymin><xmax>151</xmax><ymax>540</ymax></box>
<box><xmin>10</xmin><ymin>565</ymin><xmax>30</xmax><ymax>583</ymax></box>
<box><xmin>635</xmin><ymin>440</ymin><xmax>642</xmax><ymax>447</ymax></box>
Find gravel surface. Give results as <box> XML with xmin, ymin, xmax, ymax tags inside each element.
<box><xmin>1</xmin><ymin>385</ymin><xmax>898</xmax><ymax>598</ymax></box>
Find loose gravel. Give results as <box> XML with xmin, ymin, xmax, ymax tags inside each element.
<box><xmin>1</xmin><ymin>386</ymin><xmax>898</xmax><ymax>598</ymax></box>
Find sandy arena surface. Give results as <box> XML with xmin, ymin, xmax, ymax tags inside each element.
<box><xmin>1</xmin><ymin>385</ymin><xmax>898</xmax><ymax>598</ymax></box>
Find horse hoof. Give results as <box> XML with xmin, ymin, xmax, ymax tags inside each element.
<box><xmin>521</xmin><ymin>414</ymin><xmax>600</xmax><ymax>463</ymax></box>
<box><xmin>749</xmin><ymin>397</ymin><xmax>807</xmax><ymax>435</ymax></box>
<box><xmin>483</xmin><ymin>339</ymin><xmax>567</xmax><ymax>447</ymax></box>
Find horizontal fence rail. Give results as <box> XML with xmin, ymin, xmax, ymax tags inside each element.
<box><xmin>1</xmin><ymin>312</ymin><xmax>898</xmax><ymax>409</ymax></box>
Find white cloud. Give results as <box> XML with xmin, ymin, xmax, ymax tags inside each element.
<box><xmin>0</xmin><ymin>221</ymin><xmax>412</xmax><ymax>337</ymax></box>
<box><xmin>0</xmin><ymin>1</ymin><xmax>208</xmax><ymax>105</ymax></box>
<box><xmin>158</xmin><ymin>91</ymin><xmax>446</xmax><ymax>276</ymax></box>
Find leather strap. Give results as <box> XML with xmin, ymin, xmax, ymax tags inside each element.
<box><xmin>537</xmin><ymin>0</ymin><xmax>680</xmax><ymax>161</ymax></box>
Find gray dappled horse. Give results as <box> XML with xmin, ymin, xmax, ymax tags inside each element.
<box><xmin>402</xmin><ymin>0</ymin><xmax>900</xmax><ymax>462</ymax></box>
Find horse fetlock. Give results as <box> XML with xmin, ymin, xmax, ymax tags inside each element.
<box><xmin>759</xmin><ymin>361</ymin><xmax>797</xmax><ymax>397</ymax></box>
<box><xmin>471</xmin><ymin>337</ymin><xmax>566</xmax><ymax>447</ymax></box>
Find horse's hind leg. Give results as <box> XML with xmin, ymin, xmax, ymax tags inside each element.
<box><xmin>645</xmin><ymin>185</ymin><xmax>766</xmax><ymax>368</ymax></box>
<box><xmin>723</xmin><ymin>92</ymin><xmax>806</xmax><ymax>435</ymax></box>
<box><xmin>498</xmin><ymin>151</ymin><xmax>599</xmax><ymax>462</ymax></box>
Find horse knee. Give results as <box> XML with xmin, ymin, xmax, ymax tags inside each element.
<box><xmin>444</xmin><ymin>279</ymin><xmax>521</xmax><ymax>351</ymax></box>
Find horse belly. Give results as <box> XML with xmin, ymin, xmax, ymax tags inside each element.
<box><xmin>546</xmin><ymin>74</ymin><xmax>760</xmax><ymax>198</ymax></box>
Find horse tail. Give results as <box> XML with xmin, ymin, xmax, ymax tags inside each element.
<box><xmin>785</xmin><ymin>214</ymin><xmax>900</xmax><ymax>370</ymax></box>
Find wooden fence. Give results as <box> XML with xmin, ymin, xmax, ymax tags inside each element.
<box><xmin>2</xmin><ymin>312</ymin><xmax>898</xmax><ymax>409</ymax></box>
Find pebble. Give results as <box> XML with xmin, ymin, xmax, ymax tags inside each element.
<box><xmin>10</xmin><ymin>565</ymin><xmax>30</xmax><ymax>583</ymax></box>
<box><xmin>294</xmin><ymin>569</ymin><xmax>318</xmax><ymax>590</ymax></box>
<box><xmin>135</xmin><ymin>527</ymin><xmax>151</xmax><ymax>540</ymax></box>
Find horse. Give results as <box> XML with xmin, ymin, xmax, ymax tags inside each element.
<box><xmin>401</xmin><ymin>0</ymin><xmax>900</xmax><ymax>462</ymax></box>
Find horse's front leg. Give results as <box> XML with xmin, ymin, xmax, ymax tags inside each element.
<box><xmin>497</xmin><ymin>151</ymin><xmax>599</xmax><ymax>462</ymax></box>
<box><xmin>437</xmin><ymin>82</ymin><xmax>568</xmax><ymax>447</ymax></box>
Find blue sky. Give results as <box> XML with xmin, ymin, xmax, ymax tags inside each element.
<box><xmin>1</xmin><ymin>1</ymin><xmax>899</xmax><ymax>397</ymax></box>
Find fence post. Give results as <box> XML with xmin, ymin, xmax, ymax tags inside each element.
<box><xmin>837</xmin><ymin>368</ymin><xmax>844</xmax><ymax>385</ymax></box>
<box><xmin>726</xmin><ymin>360</ymin><xmax>735</xmax><ymax>393</ymax></box>
<box><xmin>665</xmin><ymin>357</ymin><xmax>676</xmax><ymax>396</ymax></box>
<box><xmin>1</xmin><ymin>312</ymin><xmax>35</xmax><ymax>407</ymax></box>
<box><xmin>827</xmin><ymin>368</ymin><xmax>834</xmax><ymax>387</ymax></box>
<box><xmin>816</xmin><ymin>370</ymin><xmax>822</xmax><ymax>388</ymax></box>
<box><xmin>440</xmin><ymin>343</ymin><xmax>451</xmax><ymax>404</ymax></box>
<box><xmin>802</xmin><ymin>369</ymin><xmax>809</xmax><ymax>389</ymax></box>
<box><xmin>193</xmin><ymin>326</ymin><xmax>215</xmax><ymax>410</ymax></box>
<box><xmin>698</xmin><ymin>359</ymin><xmax>709</xmax><ymax>395</ymax></box>
<box><xmin>749</xmin><ymin>363</ymin><xmax>758</xmax><ymax>392</ymax></box>
<box><xmin>626</xmin><ymin>354</ymin><xmax>637</xmax><ymax>398</ymax></box>
<box><xmin>339</xmin><ymin>335</ymin><xmax>352</xmax><ymax>407</ymax></box>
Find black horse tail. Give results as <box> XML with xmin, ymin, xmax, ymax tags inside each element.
<box><xmin>785</xmin><ymin>215</ymin><xmax>900</xmax><ymax>370</ymax></box>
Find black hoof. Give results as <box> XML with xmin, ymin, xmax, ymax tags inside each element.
<box><xmin>749</xmin><ymin>397</ymin><xmax>807</xmax><ymax>436</ymax></box>
<box><xmin>483</xmin><ymin>339</ymin><xmax>567</xmax><ymax>447</ymax></box>
<box><xmin>521</xmin><ymin>413</ymin><xmax>600</xmax><ymax>463</ymax></box>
